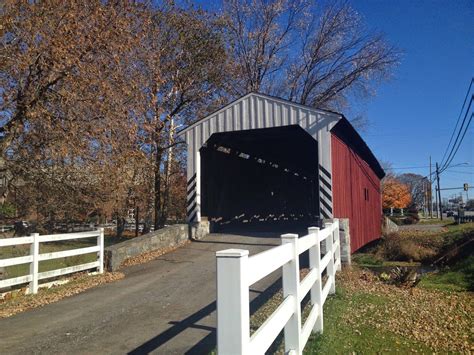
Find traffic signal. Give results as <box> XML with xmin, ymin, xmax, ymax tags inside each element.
<box><xmin>464</xmin><ymin>183</ymin><xmax>469</xmax><ymax>191</ymax></box>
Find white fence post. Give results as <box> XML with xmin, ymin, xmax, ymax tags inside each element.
<box><xmin>216</xmin><ymin>249</ymin><xmax>249</xmax><ymax>355</ymax></box>
<box><xmin>324</xmin><ymin>222</ymin><xmax>336</xmax><ymax>295</ymax></box>
<box><xmin>98</xmin><ymin>228</ymin><xmax>104</xmax><ymax>273</ymax></box>
<box><xmin>308</xmin><ymin>227</ymin><xmax>323</xmax><ymax>333</ymax></box>
<box><xmin>29</xmin><ymin>233</ymin><xmax>39</xmax><ymax>294</ymax></box>
<box><xmin>281</xmin><ymin>233</ymin><xmax>302</xmax><ymax>355</ymax></box>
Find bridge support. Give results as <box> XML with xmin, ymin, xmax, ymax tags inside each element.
<box><xmin>189</xmin><ymin>217</ymin><xmax>210</xmax><ymax>240</ymax></box>
<box><xmin>338</xmin><ymin>218</ymin><xmax>351</xmax><ymax>265</ymax></box>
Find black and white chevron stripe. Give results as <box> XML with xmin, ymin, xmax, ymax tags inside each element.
<box><xmin>319</xmin><ymin>164</ymin><xmax>333</xmax><ymax>219</ymax></box>
<box><xmin>187</xmin><ymin>174</ymin><xmax>198</xmax><ymax>222</ymax></box>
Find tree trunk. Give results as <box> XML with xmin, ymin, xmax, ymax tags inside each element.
<box><xmin>153</xmin><ymin>148</ymin><xmax>163</xmax><ymax>230</ymax></box>
<box><xmin>159</xmin><ymin>157</ymin><xmax>171</xmax><ymax>227</ymax></box>
<box><xmin>116</xmin><ymin>216</ymin><xmax>126</xmax><ymax>238</ymax></box>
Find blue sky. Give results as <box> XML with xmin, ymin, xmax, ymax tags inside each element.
<box><xmin>194</xmin><ymin>0</ymin><xmax>473</xmax><ymax>200</ymax></box>
<box><xmin>348</xmin><ymin>0</ymin><xmax>474</xmax><ymax>200</ymax></box>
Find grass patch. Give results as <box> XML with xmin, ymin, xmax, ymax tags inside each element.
<box><xmin>306</xmin><ymin>287</ymin><xmax>431</xmax><ymax>354</ymax></box>
<box><xmin>418</xmin><ymin>218</ymin><xmax>449</xmax><ymax>224</ymax></box>
<box><xmin>306</xmin><ymin>268</ymin><xmax>473</xmax><ymax>353</ymax></box>
<box><xmin>0</xmin><ymin>235</ymin><xmax>127</xmax><ymax>279</ymax></box>
<box><xmin>351</xmin><ymin>253</ymin><xmax>383</xmax><ymax>267</ymax></box>
<box><xmin>419</xmin><ymin>255</ymin><xmax>474</xmax><ymax>292</ymax></box>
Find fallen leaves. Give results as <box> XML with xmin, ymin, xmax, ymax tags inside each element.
<box><xmin>120</xmin><ymin>240</ymin><xmax>190</xmax><ymax>268</ymax></box>
<box><xmin>0</xmin><ymin>271</ymin><xmax>124</xmax><ymax>318</ymax></box>
<box><xmin>339</xmin><ymin>267</ymin><xmax>474</xmax><ymax>353</ymax></box>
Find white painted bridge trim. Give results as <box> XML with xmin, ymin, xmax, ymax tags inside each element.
<box><xmin>216</xmin><ymin>219</ymin><xmax>342</xmax><ymax>355</ymax></box>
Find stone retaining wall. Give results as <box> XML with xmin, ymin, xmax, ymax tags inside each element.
<box><xmin>383</xmin><ymin>216</ymin><xmax>399</xmax><ymax>235</ymax></box>
<box><xmin>105</xmin><ymin>224</ymin><xmax>189</xmax><ymax>271</ymax></box>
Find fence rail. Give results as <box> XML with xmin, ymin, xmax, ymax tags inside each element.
<box><xmin>216</xmin><ymin>219</ymin><xmax>341</xmax><ymax>355</ymax></box>
<box><xmin>0</xmin><ymin>229</ymin><xmax>104</xmax><ymax>294</ymax></box>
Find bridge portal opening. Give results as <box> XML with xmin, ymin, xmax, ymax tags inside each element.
<box><xmin>200</xmin><ymin>125</ymin><xmax>319</xmax><ymax>232</ymax></box>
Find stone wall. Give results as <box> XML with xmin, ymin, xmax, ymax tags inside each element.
<box><xmin>382</xmin><ymin>216</ymin><xmax>399</xmax><ymax>235</ymax></box>
<box><xmin>189</xmin><ymin>218</ymin><xmax>210</xmax><ymax>240</ymax></box>
<box><xmin>339</xmin><ymin>218</ymin><xmax>351</xmax><ymax>265</ymax></box>
<box><xmin>105</xmin><ymin>224</ymin><xmax>189</xmax><ymax>271</ymax></box>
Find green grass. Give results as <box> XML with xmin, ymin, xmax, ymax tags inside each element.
<box><xmin>419</xmin><ymin>255</ymin><xmax>474</xmax><ymax>292</ymax></box>
<box><xmin>351</xmin><ymin>253</ymin><xmax>383</xmax><ymax>267</ymax></box>
<box><xmin>417</xmin><ymin>218</ymin><xmax>449</xmax><ymax>224</ymax></box>
<box><xmin>305</xmin><ymin>287</ymin><xmax>432</xmax><ymax>354</ymax></box>
<box><xmin>0</xmin><ymin>236</ymin><xmax>126</xmax><ymax>279</ymax></box>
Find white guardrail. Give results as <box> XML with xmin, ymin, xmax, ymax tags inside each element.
<box><xmin>216</xmin><ymin>220</ymin><xmax>341</xmax><ymax>355</ymax></box>
<box><xmin>0</xmin><ymin>229</ymin><xmax>104</xmax><ymax>294</ymax></box>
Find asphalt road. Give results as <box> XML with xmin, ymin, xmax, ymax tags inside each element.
<box><xmin>0</xmin><ymin>233</ymin><xmax>282</xmax><ymax>354</ymax></box>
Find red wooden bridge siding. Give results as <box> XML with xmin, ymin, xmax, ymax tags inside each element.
<box><xmin>331</xmin><ymin>133</ymin><xmax>383</xmax><ymax>253</ymax></box>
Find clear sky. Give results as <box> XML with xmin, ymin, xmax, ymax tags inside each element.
<box><xmin>194</xmin><ymin>0</ymin><xmax>473</xmax><ymax>200</ymax></box>
<box><xmin>348</xmin><ymin>0</ymin><xmax>474</xmax><ymax>200</ymax></box>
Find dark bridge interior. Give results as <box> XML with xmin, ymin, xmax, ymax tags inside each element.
<box><xmin>200</xmin><ymin>125</ymin><xmax>320</xmax><ymax>232</ymax></box>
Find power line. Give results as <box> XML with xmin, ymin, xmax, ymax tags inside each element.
<box><xmin>440</xmin><ymin>110</ymin><xmax>473</xmax><ymax>173</ymax></box>
<box><xmin>440</xmin><ymin>78</ymin><xmax>474</xmax><ymax>167</ymax></box>
<box><xmin>444</xmin><ymin>170</ymin><xmax>474</xmax><ymax>175</ymax></box>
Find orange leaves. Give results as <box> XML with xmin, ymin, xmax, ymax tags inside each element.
<box><xmin>382</xmin><ymin>178</ymin><xmax>412</xmax><ymax>209</ymax></box>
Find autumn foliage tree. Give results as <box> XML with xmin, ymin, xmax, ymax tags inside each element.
<box><xmin>0</xmin><ymin>0</ymin><xmax>152</xmax><ymax>229</ymax></box>
<box><xmin>382</xmin><ymin>178</ymin><xmax>412</xmax><ymax>209</ymax></box>
<box><xmin>0</xmin><ymin>0</ymin><xmax>400</xmax><ymax>233</ymax></box>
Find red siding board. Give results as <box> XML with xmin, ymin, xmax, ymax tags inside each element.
<box><xmin>331</xmin><ymin>134</ymin><xmax>383</xmax><ymax>252</ymax></box>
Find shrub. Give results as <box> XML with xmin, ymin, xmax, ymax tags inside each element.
<box><xmin>403</xmin><ymin>216</ymin><xmax>416</xmax><ymax>225</ymax></box>
<box><xmin>376</xmin><ymin>233</ymin><xmax>437</xmax><ymax>262</ymax></box>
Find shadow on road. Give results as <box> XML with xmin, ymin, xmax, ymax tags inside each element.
<box><xmin>127</xmin><ymin>278</ymin><xmax>282</xmax><ymax>355</ymax></box>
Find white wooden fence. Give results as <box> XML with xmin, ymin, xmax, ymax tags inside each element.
<box><xmin>216</xmin><ymin>220</ymin><xmax>341</xmax><ymax>355</ymax></box>
<box><xmin>0</xmin><ymin>229</ymin><xmax>104</xmax><ymax>294</ymax></box>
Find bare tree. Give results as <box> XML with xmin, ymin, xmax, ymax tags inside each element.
<box><xmin>223</xmin><ymin>0</ymin><xmax>400</xmax><ymax>114</ymax></box>
<box><xmin>223</xmin><ymin>0</ymin><xmax>306</xmax><ymax>95</ymax></box>
<box><xmin>285</xmin><ymin>2</ymin><xmax>399</xmax><ymax>110</ymax></box>
<box><xmin>397</xmin><ymin>173</ymin><xmax>429</xmax><ymax>209</ymax></box>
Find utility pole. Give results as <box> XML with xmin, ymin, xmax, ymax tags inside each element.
<box><xmin>429</xmin><ymin>156</ymin><xmax>433</xmax><ymax>218</ymax></box>
<box><xmin>436</xmin><ymin>162</ymin><xmax>443</xmax><ymax>220</ymax></box>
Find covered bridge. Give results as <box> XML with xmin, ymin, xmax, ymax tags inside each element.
<box><xmin>177</xmin><ymin>93</ymin><xmax>385</xmax><ymax>252</ymax></box>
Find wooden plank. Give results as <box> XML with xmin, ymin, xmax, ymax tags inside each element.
<box><xmin>247</xmin><ymin>243</ymin><xmax>292</xmax><ymax>286</ymax></box>
<box><xmin>0</xmin><ymin>255</ymin><xmax>33</xmax><ymax>267</ymax></box>
<box><xmin>297</xmin><ymin>233</ymin><xmax>316</xmax><ymax>254</ymax></box>
<box><xmin>40</xmin><ymin>231</ymin><xmax>99</xmax><ymax>242</ymax></box>
<box><xmin>0</xmin><ymin>274</ymin><xmax>33</xmax><ymax>289</ymax></box>
<box><xmin>321</xmin><ymin>275</ymin><xmax>333</xmax><ymax>304</ymax></box>
<box><xmin>299</xmin><ymin>267</ymin><xmax>319</xmax><ymax>302</ymax></box>
<box><xmin>301</xmin><ymin>304</ymin><xmax>319</xmax><ymax>348</ymax></box>
<box><xmin>0</xmin><ymin>236</ymin><xmax>34</xmax><ymax>247</ymax></box>
<box><xmin>38</xmin><ymin>261</ymin><xmax>100</xmax><ymax>280</ymax></box>
<box><xmin>320</xmin><ymin>251</ymin><xmax>331</xmax><ymax>273</ymax></box>
<box><xmin>249</xmin><ymin>295</ymin><xmax>295</xmax><ymax>354</ymax></box>
<box><xmin>38</xmin><ymin>246</ymin><xmax>100</xmax><ymax>261</ymax></box>
<box><xmin>318</xmin><ymin>228</ymin><xmax>332</xmax><ymax>243</ymax></box>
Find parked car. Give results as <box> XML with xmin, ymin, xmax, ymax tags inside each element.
<box><xmin>446</xmin><ymin>211</ymin><xmax>454</xmax><ymax>217</ymax></box>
